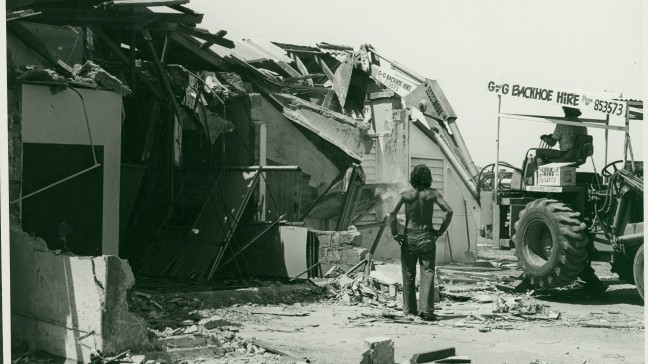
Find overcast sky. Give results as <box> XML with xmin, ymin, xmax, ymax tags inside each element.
<box><xmin>190</xmin><ymin>0</ymin><xmax>644</xmax><ymax>171</ymax></box>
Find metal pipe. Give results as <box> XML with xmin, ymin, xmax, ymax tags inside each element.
<box><xmin>604</xmin><ymin>114</ymin><xmax>609</xmax><ymax>168</ymax></box>
<box><xmin>447</xmin><ymin>120</ymin><xmax>480</xmax><ymax>178</ymax></box>
<box><xmin>427</xmin><ymin>125</ymin><xmax>480</xmax><ymax>201</ymax></box>
<box><xmin>494</xmin><ymin>95</ymin><xmax>502</xmax><ymax>200</ymax></box>
<box><xmin>10</xmin><ymin>164</ymin><xmax>101</xmax><ymax>204</ymax></box>
<box><xmin>616</xmin><ymin>232</ymin><xmax>644</xmax><ymax>243</ymax></box>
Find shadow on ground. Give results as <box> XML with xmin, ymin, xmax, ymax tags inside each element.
<box><xmin>534</xmin><ymin>284</ymin><xmax>643</xmax><ymax>306</ymax></box>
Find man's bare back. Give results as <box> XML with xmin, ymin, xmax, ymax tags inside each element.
<box><xmin>390</xmin><ymin>187</ymin><xmax>453</xmax><ymax>239</ymax></box>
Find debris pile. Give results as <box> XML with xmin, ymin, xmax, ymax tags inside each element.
<box><xmin>16</xmin><ymin>62</ymin><xmax>132</xmax><ymax>95</ymax></box>
<box><xmin>494</xmin><ymin>296</ymin><xmax>561</xmax><ymax>321</ymax></box>
<box><xmin>314</xmin><ymin>266</ymin><xmax>403</xmax><ymax>310</ymax></box>
<box><xmin>127</xmin><ymin>291</ymin><xmax>310</xmax><ymax>363</ymax></box>
<box><xmin>129</xmin><ymin>291</ymin><xmax>204</xmax><ymax>331</ymax></box>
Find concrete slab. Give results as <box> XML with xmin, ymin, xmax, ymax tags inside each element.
<box><xmin>360</xmin><ymin>337</ymin><xmax>394</xmax><ymax>364</ymax></box>
<box><xmin>10</xmin><ymin>225</ymin><xmax>150</xmax><ymax>362</ymax></box>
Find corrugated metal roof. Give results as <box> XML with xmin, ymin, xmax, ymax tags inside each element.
<box><xmin>208</xmin><ymin>38</ymin><xmax>292</xmax><ymax>63</ymax></box>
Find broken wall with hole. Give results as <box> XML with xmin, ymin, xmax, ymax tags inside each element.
<box><xmin>10</xmin><ymin>224</ymin><xmax>150</xmax><ymax>362</ymax></box>
<box><xmin>20</xmin><ymin>84</ymin><xmax>123</xmax><ymax>256</ymax></box>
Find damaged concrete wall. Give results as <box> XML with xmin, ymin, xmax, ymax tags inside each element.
<box><xmin>21</xmin><ymin>84</ymin><xmax>122</xmax><ymax>256</ymax></box>
<box><xmin>10</xmin><ymin>224</ymin><xmax>149</xmax><ymax>362</ymax></box>
<box><xmin>313</xmin><ymin>228</ymin><xmax>367</xmax><ymax>273</ymax></box>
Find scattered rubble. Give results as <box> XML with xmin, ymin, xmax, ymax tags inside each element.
<box><xmin>317</xmin><ymin>269</ymin><xmax>404</xmax><ymax>310</ymax></box>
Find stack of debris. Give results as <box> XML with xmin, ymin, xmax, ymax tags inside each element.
<box><xmin>494</xmin><ymin>296</ymin><xmax>561</xmax><ymax>321</ymax></box>
<box><xmin>126</xmin><ymin>290</ymin><xmax>313</xmax><ymax>363</ymax></box>
<box><xmin>129</xmin><ymin>291</ymin><xmax>204</xmax><ymax>331</ymax></box>
<box><xmin>16</xmin><ymin>61</ymin><xmax>132</xmax><ymax>95</ymax></box>
<box><xmin>313</xmin><ymin>266</ymin><xmax>404</xmax><ymax>310</ymax></box>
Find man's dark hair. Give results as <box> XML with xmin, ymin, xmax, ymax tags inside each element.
<box><xmin>410</xmin><ymin>164</ymin><xmax>432</xmax><ymax>191</ymax></box>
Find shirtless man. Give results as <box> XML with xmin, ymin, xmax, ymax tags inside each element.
<box><xmin>388</xmin><ymin>164</ymin><xmax>453</xmax><ymax>321</ymax></box>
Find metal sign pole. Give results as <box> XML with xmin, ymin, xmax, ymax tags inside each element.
<box><xmin>604</xmin><ymin>114</ymin><xmax>609</xmax><ymax>168</ymax></box>
<box><xmin>623</xmin><ymin>104</ymin><xmax>629</xmax><ymax>167</ymax></box>
<box><xmin>494</xmin><ymin>95</ymin><xmax>501</xmax><ymax>199</ymax></box>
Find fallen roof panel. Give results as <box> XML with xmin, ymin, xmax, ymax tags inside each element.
<box><xmin>208</xmin><ymin>38</ymin><xmax>293</xmax><ymax>64</ymax></box>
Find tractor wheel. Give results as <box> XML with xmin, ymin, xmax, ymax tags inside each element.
<box><xmin>633</xmin><ymin>245</ymin><xmax>644</xmax><ymax>300</ymax></box>
<box><xmin>513</xmin><ymin>199</ymin><xmax>589</xmax><ymax>288</ymax></box>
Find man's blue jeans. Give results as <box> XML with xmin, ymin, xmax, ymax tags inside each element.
<box><xmin>400</xmin><ymin>229</ymin><xmax>436</xmax><ymax>317</ymax></box>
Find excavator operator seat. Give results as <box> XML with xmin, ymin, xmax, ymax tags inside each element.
<box><xmin>521</xmin><ymin>134</ymin><xmax>593</xmax><ymax>185</ymax></box>
<box><xmin>570</xmin><ymin>134</ymin><xmax>594</xmax><ymax>167</ymax></box>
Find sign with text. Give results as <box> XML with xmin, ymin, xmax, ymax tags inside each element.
<box><xmin>371</xmin><ymin>64</ymin><xmax>417</xmax><ymax>98</ymax></box>
<box><xmin>487</xmin><ymin>81</ymin><xmax>626</xmax><ymax>116</ymax></box>
<box><xmin>525</xmin><ymin>185</ymin><xmax>563</xmax><ymax>193</ymax></box>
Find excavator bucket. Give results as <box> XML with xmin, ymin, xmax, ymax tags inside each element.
<box><xmin>333</xmin><ymin>53</ymin><xmax>355</xmax><ymax>109</ymax></box>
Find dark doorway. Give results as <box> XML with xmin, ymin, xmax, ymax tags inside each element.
<box><xmin>22</xmin><ymin>143</ymin><xmax>104</xmax><ymax>256</ymax></box>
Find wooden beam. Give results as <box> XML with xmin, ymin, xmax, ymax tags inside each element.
<box><xmin>275</xmin><ymin>61</ymin><xmax>301</xmax><ymax>78</ymax></box>
<box><xmin>109</xmin><ymin>0</ymin><xmax>189</xmax><ymax>6</ymax></box>
<box><xmin>178</xmin><ymin>25</ymin><xmax>234</xmax><ymax>49</ymax></box>
<box><xmin>198</xmin><ymin>30</ymin><xmax>228</xmax><ymax>49</ymax></box>
<box><xmin>93</xmin><ymin>28</ymin><xmax>165</xmax><ymax>99</ymax></box>
<box><xmin>7</xmin><ymin>22</ymin><xmax>73</xmax><ymax>77</ymax></box>
<box><xmin>7</xmin><ymin>9</ymin><xmax>41</xmax><ymax>21</ymax></box>
<box><xmin>321</xmin><ymin>91</ymin><xmax>335</xmax><ymax>109</ymax></box>
<box><xmin>30</xmin><ymin>8</ymin><xmax>202</xmax><ymax>28</ymax></box>
<box><xmin>167</xmin><ymin>4</ymin><xmax>196</xmax><ymax>14</ymax></box>
<box><xmin>160</xmin><ymin>33</ymin><xmax>169</xmax><ymax>64</ymax></box>
<box><xmin>317</xmin><ymin>56</ymin><xmax>336</xmax><ymax>82</ymax></box>
<box><xmin>292</xmin><ymin>55</ymin><xmax>313</xmax><ymax>86</ymax></box>
<box><xmin>169</xmin><ymin>31</ymin><xmax>228</xmax><ymax>69</ymax></box>
<box><xmin>141</xmin><ymin>29</ymin><xmax>184</xmax><ymax>165</ymax></box>
<box><xmin>283</xmin><ymin>73</ymin><xmax>325</xmax><ymax>82</ymax></box>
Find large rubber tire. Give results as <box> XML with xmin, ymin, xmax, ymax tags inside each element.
<box><xmin>633</xmin><ymin>245</ymin><xmax>644</xmax><ymax>300</ymax></box>
<box><xmin>513</xmin><ymin>199</ymin><xmax>589</xmax><ymax>288</ymax></box>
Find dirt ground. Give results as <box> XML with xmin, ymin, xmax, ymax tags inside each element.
<box><xmin>170</xmin><ymin>243</ymin><xmax>645</xmax><ymax>364</ymax></box>
<box><xmin>20</xmin><ymin>244</ymin><xmax>643</xmax><ymax>364</ymax></box>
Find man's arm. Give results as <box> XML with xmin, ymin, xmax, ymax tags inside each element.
<box><xmin>433</xmin><ymin>192</ymin><xmax>453</xmax><ymax>236</ymax></box>
<box><xmin>388</xmin><ymin>196</ymin><xmax>404</xmax><ymax>239</ymax></box>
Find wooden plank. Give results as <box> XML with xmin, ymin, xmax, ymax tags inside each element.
<box><xmin>178</xmin><ymin>25</ymin><xmax>234</xmax><ymax>48</ymax></box>
<box><xmin>168</xmin><ymin>4</ymin><xmax>196</xmax><ymax>14</ymax></box>
<box><xmin>199</xmin><ymin>30</ymin><xmax>229</xmax><ymax>49</ymax></box>
<box><xmin>364</xmin><ymin>215</ymin><xmax>388</xmax><ymax>280</ymax></box>
<box><xmin>141</xmin><ymin>29</ymin><xmax>184</xmax><ymax>165</ymax></box>
<box><xmin>31</xmin><ymin>8</ymin><xmax>202</xmax><ymax>27</ymax></box>
<box><xmin>275</xmin><ymin>61</ymin><xmax>302</xmax><ymax>77</ymax></box>
<box><xmin>283</xmin><ymin>73</ymin><xmax>325</xmax><ymax>82</ymax></box>
<box><xmin>7</xmin><ymin>9</ymin><xmax>41</xmax><ymax>21</ymax></box>
<box><xmin>141</xmin><ymin>100</ymin><xmax>161</xmax><ymax>161</ymax></box>
<box><xmin>110</xmin><ymin>0</ymin><xmax>189</xmax><ymax>6</ymax></box>
<box><xmin>321</xmin><ymin>91</ymin><xmax>335</xmax><ymax>109</ymax></box>
<box><xmin>250</xmin><ymin>340</ymin><xmax>308</xmax><ymax>362</ymax></box>
<box><xmin>317</xmin><ymin>56</ymin><xmax>336</xmax><ymax>82</ymax></box>
<box><xmin>293</xmin><ymin>55</ymin><xmax>313</xmax><ymax>86</ymax></box>
<box><xmin>169</xmin><ymin>32</ymin><xmax>228</xmax><ymax>69</ymax></box>
<box><xmin>411</xmin><ymin>347</ymin><xmax>456</xmax><ymax>363</ymax></box>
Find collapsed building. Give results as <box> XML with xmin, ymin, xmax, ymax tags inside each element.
<box><xmin>6</xmin><ymin>0</ymin><xmax>480</xmax><ymax>361</ymax></box>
